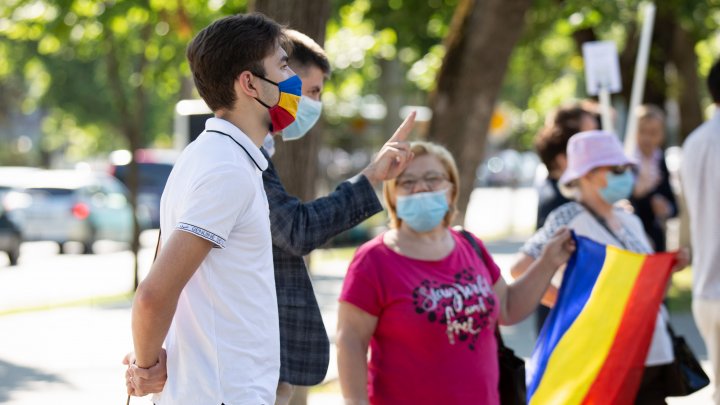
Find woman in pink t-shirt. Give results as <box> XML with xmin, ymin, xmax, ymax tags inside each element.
<box><xmin>337</xmin><ymin>141</ymin><xmax>575</xmax><ymax>405</ymax></box>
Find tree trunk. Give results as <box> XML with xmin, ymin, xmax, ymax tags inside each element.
<box><xmin>669</xmin><ymin>22</ymin><xmax>702</xmax><ymax>253</ymax></box>
<box><xmin>619</xmin><ymin>21</ymin><xmax>639</xmax><ymax>108</ymax></box>
<box><xmin>572</xmin><ymin>27</ymin><xmax>597</xmax><ymax>53</ymax></box>
<box><xmin>671</xmin><ymin>25</ymin><xmax>703</xmax><ymax>143</ymax></box>
<box><xmin>620</xmin><ymin>4</ymin><xmax>674</xmax><ymax>115</ymax></box>
<box><xmin>643</xmin><ymin>3</ymin><xmax>675</xmax><ymax>109</ymax></box>
<box><xmin>127</xmin><ymin>134</ymin><xmax>143</xmax><ymax>291</ymax></box>
<box><xmin>246</xmin><ymin>2</ymin><xmax>331</xmax><ymax>404</ymax></box>
<box><xmin>107</xmin><ymin>25</ymin><xmax>150</xmax><ymax>291</ymax></box>
<box><xmin>379</xmin><ymin>58</ymin><xmax>405</xmax><ymax>146</ymax></box>
<box><xmin>428</xmin><ymin>0</ymin><xmax>533</xmax><ymax>224</ymax></box>
<box><xmin>250</xmin><ymin>0</ymin><xmax>331</xmax><ymax>202</ymax></box>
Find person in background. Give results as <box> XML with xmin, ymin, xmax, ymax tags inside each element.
<box><xmin>528</xmin><ymin>103</ymin><xmax>598</xmax><ymax>334</ymax></box>
<box><xmin>512</xmin><ymin>130</ymin><xmax>688</xmax><ymax>404</ymax></box>
<box><xmin>337</xmin><ymin>141</ymin><xmax>575</xmax><ymax>405</ymax></box>
<box><xmin>680</xmin><ymin>59</ymin><xmax>720</xmax><ymax>405</ymax></box>
<box><xmin>535</xmin><ymin>104</ymin><xmax>600</xmax><ymax>244</ymax></box>
<box><xmin>629</xmin><ymin>104</ymin><xmax>678</xmax><ymax>252</ymax></box>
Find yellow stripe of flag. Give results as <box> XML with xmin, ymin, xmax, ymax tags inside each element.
<box><xmin>530</xmin><ymin>247</ymin><xmax>645</xmax><ymax>405</ymax></box>
<box><xmin>278</xmin><ymin>92</ymin><xmax>300</xmax><ymax>117</ymax></box>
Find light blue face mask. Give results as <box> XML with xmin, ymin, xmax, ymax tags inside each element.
<box><xmin>600</xmin><ymin>170</ymin><xmax>635</xmax><ymax>204</ymax></box>
<box><xmin>396</xmin><ymin>189</ymin><xmax>449</xmax><ymax>233</ymax></box>
<box><xmin>281</xmin><ymin>96</ymin><xmax>322</xmax><ymax>141</ymax></box>
<box><xmin>262</xmin><ymin>133</ymin><xmax>276</xmax><ymax>157</ymax></box>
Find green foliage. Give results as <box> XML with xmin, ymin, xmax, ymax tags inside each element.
<box><xmin>321</xmin><ymin>0</ymin><xmax>720</xmax><ymax>153</ymax></box>
<box><xmin>322</xmin><ymin>0</ymin><xmax>455</xmax><ymax>115</ymax></box>
<box><xmin>0</xmin><ymin>0</ymin><xmax>248</xmax><ymax>163</ymax></box>
<box><xmin>2</xmin><ymin>0</ymin><xmax>720</xmax><ymax>163</ymax></box>
<box><xmin>500</xmin><ymin>0</ymin><xmax>720</xmax><ymax>150</ymax></box>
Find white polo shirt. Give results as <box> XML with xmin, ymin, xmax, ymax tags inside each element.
<box><xmin>154</xmin><ymin>117</ymin><xmax>279</xmax><ymax>405</ymax></box>
<box><xmin>681</xmin><ymin>110</ymin><xmax>720</xmax><ymax>300</ymax></box>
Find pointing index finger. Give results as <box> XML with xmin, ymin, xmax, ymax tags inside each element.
<box><xmin>388</xmin><ymin>110</ymin><xmax>416</xmax><ymax>143</ymax></box>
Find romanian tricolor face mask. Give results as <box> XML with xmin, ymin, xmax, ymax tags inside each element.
<box><xmin>253</xmin><ymin>74</ymin><xmax>302</xmax><ymax>132</ymax></box>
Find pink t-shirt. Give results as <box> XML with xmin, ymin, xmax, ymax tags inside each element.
<box><xmin>340</xmin><ymin>229</ymin><xmax>501</xmax><ymax>405</ymax></box>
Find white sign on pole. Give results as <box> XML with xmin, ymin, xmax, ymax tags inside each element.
<box><xmin>582</xmin><ymin>41</ymin><xmax>622</xmax><ymax>96</ymax></box>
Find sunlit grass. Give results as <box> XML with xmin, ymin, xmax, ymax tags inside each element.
<box><xmin>667</xmin><ymin>266</ymin><xmax>693</xmax><ymax>312</ymax></box>
<box><xmin>309</xmin><ymin>378</ymin><xmax>341</xmax><ymax>394</ymax></box>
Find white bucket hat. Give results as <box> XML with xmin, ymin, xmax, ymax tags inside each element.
<box><xmin>559</xmin><ymin>130</ymin><xmax>637</xmax><ymax>186</ymax></box>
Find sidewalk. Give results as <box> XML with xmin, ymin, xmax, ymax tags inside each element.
<box><xmin>0</xmin><ymin>240</ymin><xmax>713</xmax><ymax>404</ymax></box>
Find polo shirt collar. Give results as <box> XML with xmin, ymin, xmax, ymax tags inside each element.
<box><xmin>712</xmin><ymin>107</ymin><xmax>720</xmax><ymax>122</ymax></box>
<box><xmin>205</xmin><ymin>117</ymin><xmax>268</xmax><ymax>171</ymax></box>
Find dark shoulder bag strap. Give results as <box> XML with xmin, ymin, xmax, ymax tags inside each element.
<box><xmin>579</xmin><ymin>203</ymin><xmax>630</xmax><ymax>250</ymax></box>
<box><xmin>153</xmin><ymin>230</ymin><xmax>161</xmax><ymax>261</ymax></box>
<box><xmin>457</xmin><ymin>227</ymin><xmax>489</xmax><ymax>268</ymax></box>
<box><xmin>456</xmin><ymin>227</ymin><xmax>509</xmax><ymax>347</ymax></box>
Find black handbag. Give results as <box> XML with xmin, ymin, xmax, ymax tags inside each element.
<box><xmin>495</xmin><ymin>326</ymin><xmax>528</xmax><ymax>405</ymax></box>
<box><xmin>663</xmin><ymin>322</ymin><xmax>710</xmax><ymax>396</ymax></box>
<box><xmin>458</xmin><ymin>229</ymin><xmax>527</xmax><ymax>405</ymax></box>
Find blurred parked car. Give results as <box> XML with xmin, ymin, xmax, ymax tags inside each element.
<box><xmin>109</xmin><ymin>149</ymin><xmax>178</xmax><ymax>230</ymax></box>
<box><xmin>14</xmin><ymin>170</ymin><xmax>133</xmax><ymax>254</ymax></box>
<box><xmin>0</xmin><ymin>206</ymin><xmax>21</xmax><ymax>265</ymax></box>
<box><xmin>0</xmin><ymin>166</ymin><xmax>41</xmax><ymax>265</ymax></box>
<box><xmin>475</xmin><ymin>149</ymin><xmax>540</xmax><ymax>188</ymax></box>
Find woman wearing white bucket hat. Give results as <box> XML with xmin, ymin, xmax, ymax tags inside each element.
<box><xmin>511</xmin><ymin>130</ymin><xmax>689</xmax><ymax>404</ymax></box>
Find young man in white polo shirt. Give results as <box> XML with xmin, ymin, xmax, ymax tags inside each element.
<box><xmin>682</xmin><ymin>59</ymin><xmax>720</xmax><ymax>405</ymax></box>
<box><xmin>127</xmin><ymin>13</ymin><xmax>298</xmax><ymax>405</ymax></box>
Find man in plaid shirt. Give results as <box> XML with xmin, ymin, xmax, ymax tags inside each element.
<box><xmin>266</xmin><ymin>30</ymin><xmax>415</xmax><ymax>404</ymax></box>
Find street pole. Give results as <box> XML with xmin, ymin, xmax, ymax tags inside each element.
<box><xmin>599</xmin><ymin>85</ymin><xmax>613</xmax><ymax>133</ymax></box>
<box><xmin>624</xmin><ymin>2</ymin><xmax>656</xmax><ymax>153</ymax></box>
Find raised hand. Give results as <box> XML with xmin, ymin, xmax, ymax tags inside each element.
<box><xmin>540</xmin><ymin>227</ymin><xmax>576</xmax><ymax>270</ymax></box>
<box><xmin>361</xmin><ymin>111</ymin><xmax>416</xmax><ymax>184</ymax></box>
<box><xmin>672</xmin><ymin>248</ymin><xmax>690</xmax><ymax>273</ymax></box>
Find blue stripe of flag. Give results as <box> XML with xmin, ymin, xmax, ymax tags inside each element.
<box><xmin>526</xmin><ymin>235</ymin><xmax>608</xmax><ymax>401</ymax></box>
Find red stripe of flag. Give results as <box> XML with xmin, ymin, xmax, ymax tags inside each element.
<box><xmin>582</xmin><ymin>252</ymin><xmax>676</xmax><ymax>405</ymax></box>
<box><xmin>271</xmin><ymin>106</ymin><xmax>296</xmax><ymax>130</ymax></box>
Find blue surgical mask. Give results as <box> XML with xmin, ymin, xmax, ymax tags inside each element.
<box><xmin>600</xmin><ymin>171</ymin><xmax>634</xmax><ymax>204</ymax></box>
<box><xmin>396</xmin><ymin>189</ymin><xmax>449</xmax><ymax>232</ymax></box>
<box><xmin>281</xmin><ymin>96</ymin><xmax>322</xmax><ymax>141</ymax></box>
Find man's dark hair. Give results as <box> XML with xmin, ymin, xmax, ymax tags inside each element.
<box><xmin>187</xmin><ymin>13</ymin><xmax>286</xmax><ymax>111</ymax></box>
<box><xmin>284</xmin><ymin>29</ymin><xmax>331</xmax><ymax>76</ymax></box>
<box><xmin>535</xmin><ymin>105</ymin><xmax>595</xmax><ymax>171</ymax></box>
<box><xmin>708</xmin><ymin>59</ymin><xmax>720</xmax><ymax>104</ymax></box>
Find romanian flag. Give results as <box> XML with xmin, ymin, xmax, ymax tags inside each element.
<box><xmin>526</xmin><ymin>235</ymin><xmax>676</xmax><ymax>405</ymax></box>
<box><xmin>270</xmin><ymin>75</ymin><xmax>302</xmax><ymax>130</ymax></box>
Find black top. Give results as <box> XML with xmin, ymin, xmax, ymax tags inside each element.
<box><xmin>536</xmin><ymin>177</ymin><xmax>570</xmax><ymax>230</ymax></box>
<box><xmin>629</xmin><ymin>156</ymin><xmax>678</xmax><ymax>252</ymax></box>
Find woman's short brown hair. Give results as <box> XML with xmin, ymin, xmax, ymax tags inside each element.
<box><xmin>383</xmin><ymin>141</ymin><xmax>460</xmax><ymax>229</ymax></box>
<box><xmin>186</xmin><ymin>13</ymin><xmax>286</xmax><ymax>111</ymax></box>
<box><xmin>635</xmin><ymin>104</ymin><xmax>665</xmax><ymax>123</ymax></box>
<box><xmin>535</xmin><ymin>104</ymin><xmax>598</xmax><ymax>171</ymax></box>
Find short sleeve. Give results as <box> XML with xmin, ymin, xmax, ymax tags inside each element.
<box><xmin>521</xmin><ymin>202</ymin><xmax>581</xmax><ymax>259</ymax></box>
<box><xmin>176</xmin><ymin>165</ymin><xmax>251</xmax><ymax>248</ymax></box>
<box><xmin>339</xmin><ymin>246</ymin><xmax>383</xmax><ymax>316</ymax></box>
